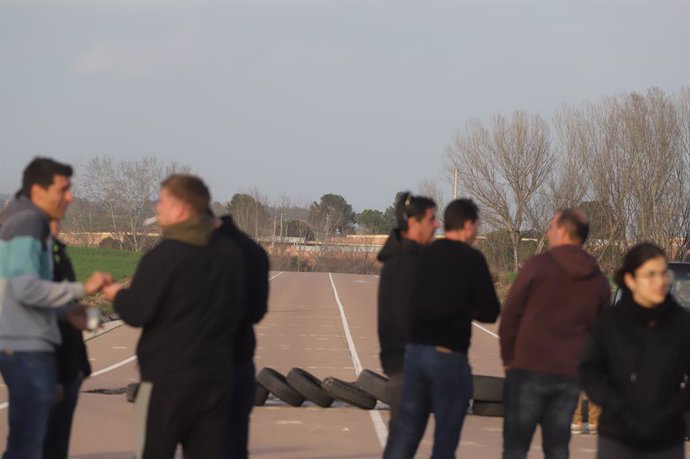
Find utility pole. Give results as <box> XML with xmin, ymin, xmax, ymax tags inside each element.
<box><xmin>453</xmin><ymin>168</ymin><xmax>459</xmax><ymax>199</ymax></box>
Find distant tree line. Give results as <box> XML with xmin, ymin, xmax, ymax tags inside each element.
<box><xmin>447</xmin><ymin>86</ymin><xmax>690</xmax><ymax>272</ymax></box>
<box><xmin>6</xmin><ymin>86</ymin><xmax>685</xmax><ymax>276</ymax></box>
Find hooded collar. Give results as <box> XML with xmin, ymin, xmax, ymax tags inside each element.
<box><xmin>162</xmin><ymin>214</ymin><xmax>214</xmax><ymax>247</ymax></box>
<box><xmin>377</xmin><ymin>228</ymin><xmax>422</xmax><ymax>262</ymax></box>
<box><xmin>548</xmin><ymin>244</ymin><xmax>601</xmax><ymax>280</ymax></box>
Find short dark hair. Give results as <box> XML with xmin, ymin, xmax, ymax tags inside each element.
<box><xmin>557</xmin><ymin>208</ymin><xmax>590</xmax><ymax>243</ymax></box>
<box><xmin>614</xmin><ymin>242</ymin><xmax>666</xmax><ymax>291</ymax></box>
<box><xmin>161</xmin><ymin>174</ymin><xmax>211</xmax><ymax>214</ymax></box>
<box><xmin>22</xmin><ymin>157</ymin><xmax>73</xmax><ymax>198</ymax></box>
<box><xmin>395</xmin><ymin>191</ymin><xmax>436</xmax><ymax>231</ymax></box>
<box><xmin>444</xmin><ymin>199</ymin><xmax>479</xmax><ymax>231</ymax></box>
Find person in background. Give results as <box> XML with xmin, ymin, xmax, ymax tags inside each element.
<box><xmin>216</xmin><ymin>213</ymin><xmax>269</xmax><ymax>459</ymax></box>
<box><xmin>499</xmin><ymin>209</ymin><xmax>610</xmax><ymax>459</ymax></box>
<box><xmin>580</xmin><ymin>243</ymin><xmax>690</xmax><ymax>459</ymax></box>
<box><xmin>42</xmin><ymin>219</ymin><xmax>93</xmax><ymax>459</ymax></box>
<box><xmin>376</xmin><ymin>192</ymin><xmax>439</xmax><ymax>432</ymax></box>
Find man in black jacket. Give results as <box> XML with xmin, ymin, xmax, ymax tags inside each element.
<box><xmin>217</xmin><ymin>214</ymin><xmax>269</xmax><ymax>459</ymax></box>
<box><xmin>377</xmin><ymin>192</ymin><xmax>438</xmax><ymax>430</ymax></box>
<box><xmin>43</xmin><ymin>219</ymin><xmax>92</xmax><ymax>459</ymax></box>
<box><xmin>383</xmin><ymin>198</ymin><xmax>500</xmax><ymax>458</ymax></box>
<box><xmin>104</xmin><ymin>175</ymin><xmax>246</xmax><ymax>459</ymax></box>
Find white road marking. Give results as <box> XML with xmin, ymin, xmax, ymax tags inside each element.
<box><xmin>269</xmin><ymin>271</ymin><xmax>285</xmax><ymax>281</ymax></box>
<box><xmin>328</xmin><ymin>272</ymin><xmax>388</xmax><ymax>449</ymax></box>
<box><xmin>90</xmin><ymin>355</ymin><xmax>138</xmax><ymax>377</ymax></box>
<box><xmin>472</xmin><ymin>321</ymin><xmax>499</xmax><ymax>339</ymax></box>
<box><xmin>0</xmin><ymin>271</ymin><xmax>287</xmax><ymax>412</ymax></box>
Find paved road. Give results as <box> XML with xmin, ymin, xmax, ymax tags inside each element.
<box><xmin>0</xmin><ymin>271</ymin><xmax>606</xmax><ymax>458</ymax></box>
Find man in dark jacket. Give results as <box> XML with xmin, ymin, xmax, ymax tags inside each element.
<box><xmin>499</xmin><ymin>209</ymin><xmax>610</xmax><ymax>459</ymax></box>
<box><xmin>43</xmin><ymin>219</ymin><xmax>92</xmax><ymax>459</ymax></box>
<box><xmin>384</xmin><ymin>199</ymin><xmax>500</xmax><ymax>458</ymax></box>
<box><xmin>217</xmin><ymin>214</ymin><xmax>269</xmax><ymax>459</ymax></box>
<box><xmin>377</xmin><ymin>192</ymin><xmax>438</xmax><ymax>429</ymax></box>
<box><xmin>103</xmin><ymin>175</ymin><xmax>246</xmax><ymax>459</ymax></box>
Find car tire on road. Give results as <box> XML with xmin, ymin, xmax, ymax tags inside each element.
<box><xmin>322</xmin><ymin>377</ymin><xmax>377</xmax><ymax>410</ymax></box>
<box><xmin>354</xmin><ymin>369</ymin><xmax>390</xmax><ymax>405</ymax></box>
<box><xmin>255</xmin><ymin>383</ymin><xmax>269</xmax><ymax>406</ymax></box>
<box><xmin>472</xmin><ymin>401</ymin><xmax>504</xmax><ymax>417</ymax></box>
<box><xmin>287</xmin><ymin>368</ymin><xmax>334</xmax><ymax>408</ymax></box>
<box><xmin>256</xmin><ymin>367</ymin><xmax>305</xmax><ymax>407</ymax></box>
<box><xmin>472</xmin><ymin>375</ymin><xmax>504</xmax><ymax>403</ymax></box>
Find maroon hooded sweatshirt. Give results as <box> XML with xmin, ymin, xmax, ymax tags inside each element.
<box><xmin>499</xmin><ymin>245</ymin><xmax>610</xmax><ymax>377</ymax></box>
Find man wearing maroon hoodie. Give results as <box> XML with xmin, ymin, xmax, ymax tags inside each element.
<box><xmin>499</xmin><ymin>209</ymin><xmax>610</xmax><ymax>459</ymax></box>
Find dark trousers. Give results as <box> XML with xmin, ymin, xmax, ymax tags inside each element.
<box><xmin>597</xmin><ymin>436</ymin><xmax>685</xmax><ymax>459</ymax></box>
<box><xmin>502</xmin><ymin>369</ymin><xmax>580</xmax><ymax>459</ymax></box>
<box><xmin>0</xmin><ymin>351</ymin><xmax>56</xmax><ymax>459</ymax></box>
<box><xmin>384</xmin><ymin>344</ymin><xmax>473</xmax><ymax>459</ymax></box>
<box><xmin>43</xmin><ymin>376</ymin><xmax>83</xmax><ymax>459</ymax></box>
<box><xmin>226</xmin><ymin>360</ymin><xmax>256</xmax><ymax>459</ymax></box>
<box><xmin>134</xmin><ymin>380</ymin><xmax>233</xmax><ymax>459</ymax></box>
<box><xmin>386</xmin><ymin>372</ymin><xmax>404</xmax><ymax>432</ymax></box>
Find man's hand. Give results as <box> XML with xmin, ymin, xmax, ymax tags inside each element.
<box><xmin>83</xmin><ymin>271</ymin><xmax>113</xmax><ymax>295</ymax></box>
<box><xmin>102</xmin><ymin>282</ymin><xmax>125</xmax><ymax>301</ymax></box>
<box><xmin>66</xmin><ymin>303</ymin><xmax>88</xmax><ymax>330</ymax></box>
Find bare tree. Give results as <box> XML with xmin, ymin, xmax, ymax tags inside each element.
<box><xmin>417</xmin><ymin>179</ymin><xmax>446</xmax><ymax>224</ymax></box>
<box><xmin>79</xmin><ymin>155</ymin><xmax>190</xmax><ymax>251</ymax></box>
<box><xmin>446</xmin><ymin>111</ymin><xmax>555</xmax><ymax>271</ymax></box>
<box><xmin>227</xmin><ymin>189</ymin><xmax>270</xmax><ymax>239</ymax></box>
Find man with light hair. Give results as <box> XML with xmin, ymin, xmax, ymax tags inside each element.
<box><xmin>104</xmin><ymin>174</ymin><xmax>246</xmax><ymax>459</ymax></box>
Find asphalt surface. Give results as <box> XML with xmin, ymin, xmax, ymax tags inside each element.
<box><xmin>0</xmin><ymin>271</ymin><xmax>611</xmax><ymax>458</ymax></box>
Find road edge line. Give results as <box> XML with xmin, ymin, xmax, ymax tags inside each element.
<box><xmin>328</xmin><ymin>272</ymin><xmax>388</xmax><ymax>449</ymax></box>
<box><xmin>472</xmin><ymin>321</ymin><xmax>499</xmax><ymax>339</ymax></box>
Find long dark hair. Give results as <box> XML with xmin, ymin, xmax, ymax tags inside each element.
<box><xmin>614</xmin><ymin>242</ymin><xmax>667</xmax><ymax>292</ymax></box>
<box><xmin>394</xmin><ymin>191</ymin><xmax>436</xmax><ymax>231</ymax></box>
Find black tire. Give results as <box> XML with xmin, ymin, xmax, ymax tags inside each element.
<box><xmin>322</xmin><ymin>377</ymin><xmax>377</xmax><ymax>410</ymax></box>
<box><xmin>286</xmin><ymin>368</ymin><xmax>334</xmax><ymax>408</ymax></box>
<box><xmin>472</xmin><ymin>375</ymin><xmax>504</xmax><ymax>403</ymax></box>
<box><xmin>472</xmin><ymin>401</ymin><xmax>504</xmax><ymax>417</ymax></box>
<box><xmin>255</xmin><ymin>383</ymin><xmax>269</xmax><ymax>406</ymax></box>
<box><xmin>125</xmin><ymin>383</ymin><xmax>139</xmax><ymax>403</ymax></box>
<box><xmin>354</xmin><ymin>370</ymin><xmax>390</xmax><ymax>405</ymax></box>
<box><xmin>256</xmin><ymin>367</ymin><xmax>305</xmax><ymax>407</ymax></box>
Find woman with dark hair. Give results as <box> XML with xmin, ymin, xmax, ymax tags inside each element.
<box><xmin>580</xmin><ymin>242</ymin><xmax>690</xmax><ymax>459</ymax></box>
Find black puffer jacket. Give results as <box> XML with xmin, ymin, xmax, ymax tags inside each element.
<box><xmin>376</xmin><ymin>229</ymin><xmax>422</xmax><ymax>375</ymax></box>
<box><xmin>580</xmin><ymin>293</ymin><xmax>690</xmax><ymax>451</ymax></box>
<box><xmin>217</xmin><ymin>215</ymin><xmax>269</xmax><ymax>364</ymax></box>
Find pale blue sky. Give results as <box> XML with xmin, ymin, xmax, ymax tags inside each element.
<box><xmin>1</xmin><ymin>0</ymin><xmax>688</xmax><ymax>211</ymax></box>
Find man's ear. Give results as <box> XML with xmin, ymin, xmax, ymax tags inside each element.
<box><xmin>623</xmin><ymin>272</ymin><xmax>636</xmax><ymax>292</ymax></box>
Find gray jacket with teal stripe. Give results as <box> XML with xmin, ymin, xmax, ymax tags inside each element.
<box><xmin>0</xmin><ymin>196</ymin><xmax>85</xmax><ymax>351</ymax></box>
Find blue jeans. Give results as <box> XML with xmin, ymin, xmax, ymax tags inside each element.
<box><xmin>502</xmin><ymin>369</ymin><xmax>580</xmax><ymax>459</ymax></box>
<box><xmin>0</xmin><ymin>351</ymin><xmax>56</xmax><ymax>459</ymax></box>
<box><xmin>383</xmin><ymin>344</ymin><xmax>473</xmax><ymax>459</ymax></box>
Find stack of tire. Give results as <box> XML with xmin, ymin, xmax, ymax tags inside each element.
<box><xmin>471</xmin><ymin>375</ymin><xmax>505</xmax><ymax>417</ymax></box>
<box><xmin>255</xmin><ymin>367</ymin><xmax>390</xmax><ymax>410</ymax></box>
